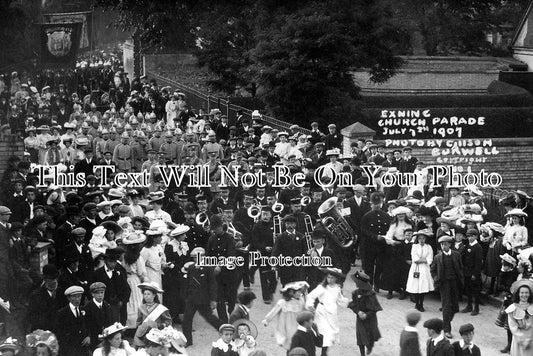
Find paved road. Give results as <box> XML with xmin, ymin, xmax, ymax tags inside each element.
<box><xmin>183</xmin><ymin>263</ymin><xmax>507</xmax><ymax>356</ymax></box>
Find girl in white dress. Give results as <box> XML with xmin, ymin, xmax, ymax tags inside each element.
<box><xmin>305</xmin><ymin>268</ymin><xmax>350</xmax><ymax>356</ymax></box>
<box><xmin>503</xmin><ymin>209</ymin><xmax>529</xmax><ymax>253</ymax></box>
<box><xmin>93</xmin><ymin>323</ymin><xmax>135</xmax><ymax>356</ymax></box>
<box><xmin>406</xmin><ymin>229</ymin><xmax>435</xmax><ymax>312</ymax></box>
<box><xmin>140</xmin><ymin>230</ymin><xmax>168</xmax><ymax>299</ymax></box>
<box><xmin>122</xmin><ymin>231</ymin><xmax>148</xmax><ymax>329</ymax></box>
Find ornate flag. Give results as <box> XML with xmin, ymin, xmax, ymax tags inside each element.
<box><xmin>42</xmin><ymin>11</ymin><xmax>93</xmax><ymax>49</ymax></box>
<box><xmin>39</xmin><ymin>22</ymin><xmax>82</xmax><ymax>68</ymax></box>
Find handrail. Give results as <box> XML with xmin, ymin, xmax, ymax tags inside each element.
<box><xmin>146</xmin><ymin>71</ymin><xmax>311</xmax><ymax>135</ymax></box>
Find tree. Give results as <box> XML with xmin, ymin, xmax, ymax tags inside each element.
<box><xmin>251</xmin><ymin>0</ymin><xmax>402</xmax><ymax>126</ymax></box>
<box><xmin>0</xmin><ymin>0</ymin><xmax>36</xmax><ymax>68</ymax></box>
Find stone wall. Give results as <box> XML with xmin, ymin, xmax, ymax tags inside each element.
<box><xmin>0</xmin><ymin>135</ymin><xmax>25</xmax><ymax>173</ymax></box>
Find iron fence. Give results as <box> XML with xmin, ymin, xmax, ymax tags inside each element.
<box><xmin>146</xmin><ymin>71</ymin><xmax>311</xmax><ymax>135</ymax></box>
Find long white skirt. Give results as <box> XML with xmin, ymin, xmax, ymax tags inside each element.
<box><xmin>405</xmin><ymin>262</ymin><xmax>434</xmax><ymax>294</ymax></box>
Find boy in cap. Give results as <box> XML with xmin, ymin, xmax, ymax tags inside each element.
<box><xmin>211</xmin><ymin>324</ymin><xmax>238</xmax><ymax>356</ymax></box>
<box><xmin>84</xmin><ymin>282</ymin><xmax>111</xmax><ymax>348</ymax></box>
<box><xmin>423</xmin><ymin>318</ymin><xmax>453</xmax><ymax>355</ymax></box>
<box><xmin>431</xmin><ymin>235</ymin><xmax>463</xmax><ymax>338</ymax></box>
<box><xmin>452</xmin><ymin>323</ymin><xmax>480</xmax><ymax>356</ymax></box>
<box><xmin>55</xmin><ymin>285</ymin><xmax>91</xmax><ymax>356</ymax></box>
<box><xmin>400</xmin><ymin>309</ymin><xmax>421</xmax><ymax>356</ymax></box>
<box><xmin>461</xmin><ymin>229</ymin><xmax>483</xmax><ymax>316</ymax></box>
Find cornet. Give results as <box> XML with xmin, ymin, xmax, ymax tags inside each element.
<box><xmin>301</xmin><ymin>196</ymin><xmax>311</xmax><ymax>207</ymax></box>
<box><xmin>272</xmin><ymin>202</ymin><xmax>284</xmax><ymax>214</ymax></box>
<box><xmin>195</xmin><ymin>212</ymin><xmax>210</xmax><ymax>230</ymax></box>
<box><xmin>247</xmin><ymin>204</ymin><xmax>262</xmax><ymax>221</ymax></box>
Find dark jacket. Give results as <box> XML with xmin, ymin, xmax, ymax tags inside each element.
<box><xmin>84</xmin><ymin>299</ymin><xmax>112</xmax><ymax>348</ymax></box>
<box><xmin>400</xmin><ymin>329</ymin><xmax>421</xmax><ymax>356</ymax></box>
<box><xmin>451</xmin><ymin>341</ymin><xmax>481</xmax><ymax>356</ymax></box>
<box><xmin>28</xmin><ymin>285</ymin><xmax>62</xmax><ymax>331</ymax></box>
<box><xmin>185</xmin><ymin>264</ymin><xmax>217</xmax><ymax>305</ymax></box>
<box><xmin>426</xmin><ymin>337</ymin><xmax>454</xmax><ymax>356</ymax></box>
<box><xmin>290</xmin><ymin>326</ymin><xmax>322</xmax><ymax>356</ymax></box>
<box><xmin>431</xmin><ymin>251</ymin><xmax>464</xmax><ymax>288</ymax></box>
<box><xmin>55</xmin><ymin>304</ymin><xmax>90</xmax><ymax>356</ymax></box>
<box><xmin>461</xmin><ymin>242</ymin><xmax>483</xmax><ymax>277</ymax></box>
<box><xmin>92</xmin><ymin>266</ymin><xmax>131</xmax><ymax>306</ymax></box>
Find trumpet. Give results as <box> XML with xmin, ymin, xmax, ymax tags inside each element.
<box><xmin>195</xmin><ymin>212</ymin><xmax>210</xmax><ymax>230</ymax></box>
<box><xmin>304</xmin><ymin>215</ymin><xmax>314</xmax><ymax>251</ymax></box>
<box><xmin>301</xmin><ymin>196</ymin><xmax>311</xmax><ymax>207</ymax></box>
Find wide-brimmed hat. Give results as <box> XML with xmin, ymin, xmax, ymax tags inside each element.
<box><xmin>437</xmin><ymin>235</ymin><xmax>454</xmax><ymax>243</ymax></box>
<box><xmin>326</xmin><ymin>148</ymin><xmax>340</xmax><ymax>156</ymax></box>
<box><xmin>391</xmin><ymin>206</ymin><xmax>412</xmax><ymax>217</ymax></box>
<box><xmin>145</xmin><ymin>328</ymin><xmax>171</xmax><ymax>347</ymax></box>
<box><xmin>160</xmin><ymin>326</ymin><xmax>187</xmax><ymax>353</ymax></box>
<box><xmin>505</xmin><ymin>208</ymin><xmax>528</xmax><ymax>218</ymax></box>
<box><xmin>436</xmin><ymin>217</ymin><xmax>459</xmax><ymax>229</ymax></box>
<box><xmin>516</xmin><ymin>190</ymin><xmax>533</xmax><ymax>200</ymax></box>
<box><xmin>170</xmin><ymin>224</ymin><xmax>190</xmax><ymax>237</ymax></box>
<box><xmin>26</xmin><ymin>330</ymin><xmax>58</xmax><ymax>356</ymax></box>
<box><xmin>511</xmin><ymin>279</ymin><xmax>533</xmax><ymax>295</ymax></box>
<box><xmin>280</xmin><ymin>281</ymin><xmax>309</xmax><ymax>292</ymax></box>
<box><xmin>0</xmin><ymin>337</ymin><xmax>22</xmax><ymax>354</ymax></box>
<box><xmin>122</xmin><ymin>231</ymin><xmax>146</xmax><ymax>245</ymax></box>
<box><xmin>500</xmin><ymin>253</ymin><xmax>518</xmax><ymax>267</ymax></box>
<box><xmin>318</xmin><ymin>267</ymin><xmax>346</xmax><ymax>280</ymax></box>
<box><xmin>351</xmin><ymin>270</ymin><xmax>372</xmax><ymax>290</ymax></box>
<box><xmin>413</xmin><ymin>229</ymin><xmax>433</xmax><ymax>238</ymax></box>
<box><xmin>149</xmin><ymin>191</ymin><xmax>165</xmax><ymax>203</ymax></box>
<box><xmin>232</xmin><ymin>319</ymin><xmax>258</xmax><ymax>339</ymax></box>
<box><xmin>99</xmin><ymin>322</ymin><xmax>127</xmax><ymax>340</ymax></box>
<box><xmin>99</xmin><ymin>220</ymin><xmax>122</xmax><ymax>234</ymax></box>
<box><xmin>138</xmin><ymin>281</ymin><xmax>164</xmax><ymax>294</ymax></box>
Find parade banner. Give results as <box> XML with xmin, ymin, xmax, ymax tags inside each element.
<box><xmin>42</xmin><ymin>11</ymin><xmax>92</xmax><ymax>49</ymax></box>
<box><xmin>39</xmin><ymin>22</ymin><xmax>82</xmax><ymax>68</ymax></box>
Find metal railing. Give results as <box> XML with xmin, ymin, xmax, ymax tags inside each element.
<box><xmin>145</xmin><ymin>71</ymin><xmax>312</xmax><ymax>135</ymax></box>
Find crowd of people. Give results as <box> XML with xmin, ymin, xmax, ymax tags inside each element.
<box><xmin>0</xmin><ymin>49</ymin><xmax>533</xmax><ymax>356</ymax></box>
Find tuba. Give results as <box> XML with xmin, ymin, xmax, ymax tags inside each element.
<box><xmin>195</xmin><ymin>212</ymin><xmax>210</xmax><ymax>230</ymax></box>
<box><xmin>318</xmin><ymin>197</ymin><xmax>356</xmax><ymax>249</ymax></box>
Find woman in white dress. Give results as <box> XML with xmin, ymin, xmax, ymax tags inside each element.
<box><xmin>503</xmin><ymin>209</ymin><xmax>528</xmax><ymax>253</ymax></box>
<box><xmin>506</xmin><ymin>279</ymin><xmax>533</xmax><ymax>356</ymax></box>
<box><xmin>305</xmin><ymin>268</ymin><xmax>350</xmax><ymax>356</ymax></box>
<box><xmin>93</xmin><ymin>323</ymin><xmax>135</xmax><ymax>356</ymax></box>
<box><xmin>406</xmin><ymin>229</ymin><xmax>435</xmax><ymax>312</ymax></box>
<box><xmin>122</xmin><ymin>231</ymin><xmax>148</xmax><ymax>329</ymax></box>
<box><xmin>140</xmin><ymin>229</ymin><xmax>167</xmax><ymax>296</ymax></box>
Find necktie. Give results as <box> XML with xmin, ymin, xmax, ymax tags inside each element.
<box><xmin>75</xmin><ymin>307</ymin><xmax>80</xmax><ymax>318</ymax></box>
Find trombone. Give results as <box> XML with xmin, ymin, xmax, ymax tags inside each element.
<box><xmin>301</xmin><ymin>196</ymin><xmax>311</xmax><ymax>207</ymax></box>
<box><xmin>272</xmin><ymin>201</ymin><xmax>283</xmax><ymax>241</ymax></box>
<box><xmin>304</xmin><ymin>215</ymin><xmax>314</xmax><ymax>252</ymax></box>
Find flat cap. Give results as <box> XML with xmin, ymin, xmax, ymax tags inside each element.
<box><xmin>64</xmin><ymin>285</ymin><xmax>84</xmax><ymax>296</ymax></box>
<box><xmin>218</xmin><ymin>324</ymin><xmax>235</xmax><ymax>333</ymax></box>
<box><xmin>438</xmin><ymin>235</ymin><xmax>454</xmax><ymax>243</ymax></box>
<box><xmin>423</xmin><ymin>318</ymin><xmax>443</xmax><ymax>331</ymax></box>
<box><xmin>72</xmin><ymin>227</ymin><xmax>87</xmax><ymax>236</ymax></box>
<box><xmin>406</xmin><ymin>309</ymin><xmax>422</xmax><ymax>325</ymax></box>
<box><xmin>89</xmin><ymin>282</ymin><xmax>106</xmax><ymax>293</ymax></box>
<box><xmin>459</xmin><ymin>323</ymin><xmax>474</xmax><ymax>335</ymax></box>
<box><xmin>0</xmin><ymin>206</ymin><xmax>12</xmax><ymax>215</ymax></box>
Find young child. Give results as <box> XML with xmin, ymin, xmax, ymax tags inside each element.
<box><xmin>211</xmin><ymin>324</ymin><xmax>239</xmax><ymax>356</ymax></box>
<box><xmin>230</xmin><ymin>291</ymin><xmax>257</xmax><ymax>324</ymax></box>
<box><xmin>262</xmin><ymin>281</ymin><xmax>308</xmax><ymax>351</ymax></box>
<box><xmin>348</xmin><ymin>271</ymin><xmax>382</xmax><ymax>356</ymax></box>
<box><xmin>451</xmin><ymin>323</ymin><xmax>481</xmax><ymax>356</ymax></box>
<box><xmin>399</xmin><ymin>309</ymin><xmax>421</xmax><ymax>356</ymax></box>
<box><xmin>232</xmin><ymin>319</ymin><xmax>258</xmax><ymax>356</ymax></box>
<box><xmin>289</xmin><ymin>310</ymin><xmax>322</xmax><ymax>356</ymax></box>
<box><xmin>305</xmin><ymin>268</ymin><xmax>349</xmax><ymax>356</ymax></box>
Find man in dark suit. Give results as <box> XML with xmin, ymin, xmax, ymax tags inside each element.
<box><xmin>92</xmin><ymin>247</ymin><xmax>131</xmax><ymax>324</ymax></box>
<box><xmin>345</xmin><ymin>184</ymin><xmax>371</xmax><ymax>264</ymax></box>
<box><xmin>460</xmin><ymin>229</ymin><xmax>483</xmax><ymax>316</ymax></box>
<box><xmin>64</xmin><ymin>227</ymin><xmax>94</xmax><ymax>282</ymax></box>
<box><xmin>306</xmin><ymin>230</ymin><xmax>336</xmax><ymax>291</ymax></box>
<box><xmin>323</xmin><ymin>124</ymin><xmax>342</xmax><ymax>150</ymax></box>
<box><xmin>27</xmin><ymin>264</ymin><xmax>62</xmax><ymax>332</ymax></box>
<box><xmin>431</xmin><ymin>236</ymin><xmax>464</xmax><ymax>339</ymax></box>
<box><xmin>310</xmin><ymin>142</ymin><xmax>328</xmax><ymax>166</ymax></box>
<box><xmin>10</xmin><ymin>185</ymin><xmax>36</xmax><ymax>223</ymax></box>
<box><xmin>400</xmin><ymin>147</ymin><xmax>418</xmax><ymax>173</ymax></box>
<box><xmin>423</xmin><ymin>318</ymin><xmax>454</xmax><ymax>356</ymax></box>
<box><xmin>54</xmin><ymin>205</ymin><xmax>82</xmax><ymax>267</ymax></box>
<box><xmin>55</xmin><ymin>285</ymin><xmax>91</xmax><ymax>356</ymax></box>
<box><xmin>182</xmin><ymin>247</ymin><xmax>222</xmax><ymax>347</ymax></box>
<box><xmin>272</xmin><ymin>215</ymin><xmax>307</xmax><ymax>286</ymax></box>
<box><xmin>78</xmin><ymin>202</ymin><xmax>101</xmax><ymax>244</ymax></box>
<box><xmin>84</xmin><ymin>282</ymin><xmax>112</xmax><ymax>349</ymax></box>
<box><xmin>57</xmin><ymin>255</ymin><xmax>89</xmax><ymax>306</ymax></box>
<box><xmin>75</xmin><ymin>149</ymin><xmax>97</xmax><ymax>177</ymax></box>
<box><xmin>360</xmin><ymin>193</ymin><xmax>391</xmax><ymax>290</ymax></box>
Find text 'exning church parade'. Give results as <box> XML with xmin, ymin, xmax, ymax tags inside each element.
<box><xmin>3</xmin><ymin>0</ymin><xmax>533</xmax><ymax>355</ymax></box>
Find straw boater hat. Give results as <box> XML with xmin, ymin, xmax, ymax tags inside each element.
<box><xmin>232</xmin><ymin>318</ymin><xmax>258</xmax><ymax>339</ymax></box>
<box><xmin>138</xmin><ymin>281</ymin><xmax>164</xmax><ymax>294</ymax></box>
<box><xmin>99</xmin><ymin>322</ymin><xmax>127</xmax><ymax>340</ymax></box>
<box><xmin>511</xmin><ymin>279</ymin><xmax>533</xmax><ymax>295</ymax></box>
<box><xmin>326</xmin><ymin>148</ymin><xmax>340</xmax><ymax>157</ymax></box>
<box><xmin>170</xmin><ymin>224</ymin><xmax>190</xmax><ymax>237</ymax></box>
<box><xmin>516</xmin><ymin>190</ymin><xmax>533</xmax><ymax>200</ymax></box>
<box><xmin>436</xmin><ymin>217</ymin><xmax>459</xmax><ymax>229</ymax></box>
<box><xmin>500</xmin><ymin>253</ymin><xmax>518</xmax><ymax>267</ymax></box>
<box><xmin>122</xmin><ymin>231</ymin><xmax>146</xmax><ymax>245</ymax></box>
<box><xmin>391</xmin><ymin>206</ymin><xmax>412</xmax><ymax>217</ymax></box>
<box><xmin>318</xmin><ymin>267</ymin><xmax>346</xmax><ymax>280</ymax></box>
<box><xmin>505</xmin><ymin>208</ymin><xmax>528</xmax><ymax>218</ymax></box>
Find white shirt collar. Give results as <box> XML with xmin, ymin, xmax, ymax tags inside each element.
<box><xmin>404</xmin><ymin>326</ymin><xmax>418</xmax><ymax>332</ymax></box>
<box><xmin>469</xmin><ymin>240</ymin><xmax>478</xmax><ymax>246</ymax></box>
<box><xmin>459</xmin><ymin>339</ymin><xmax>474</xmax><ymax>350</ymax></box>
<box><xmin>443</xmin><ymin>250</ymin><xmax>452</xmax><ymax>256</ymax></box>
<box><xmin>241</xmin><ymin>304</ymin><xmax>249</xmax><ymax>313</ymax></box>
<box><xmin>433</xmin><ymin>333</ymin><xmax>444</xmax><ymax>345</ymax></box>
<box><xmin>297</xmin><ymin>325</ymin><xmax>308</xmax><ymax>332</ymax></box>
<box><xmin>93</xmin><ymin>299</ymin><xmax>103</xmax><ymax>308</ymax></box>
<box><xmin>316</xmin><ymin>246</ymin><xmax>324</xmax><ymax>254</ymax></box>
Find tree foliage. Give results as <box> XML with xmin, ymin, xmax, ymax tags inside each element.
<box><xmin>0</xmin><ymin>0</ymin><xmax>36</xmax><ymax>68</ymax></box>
